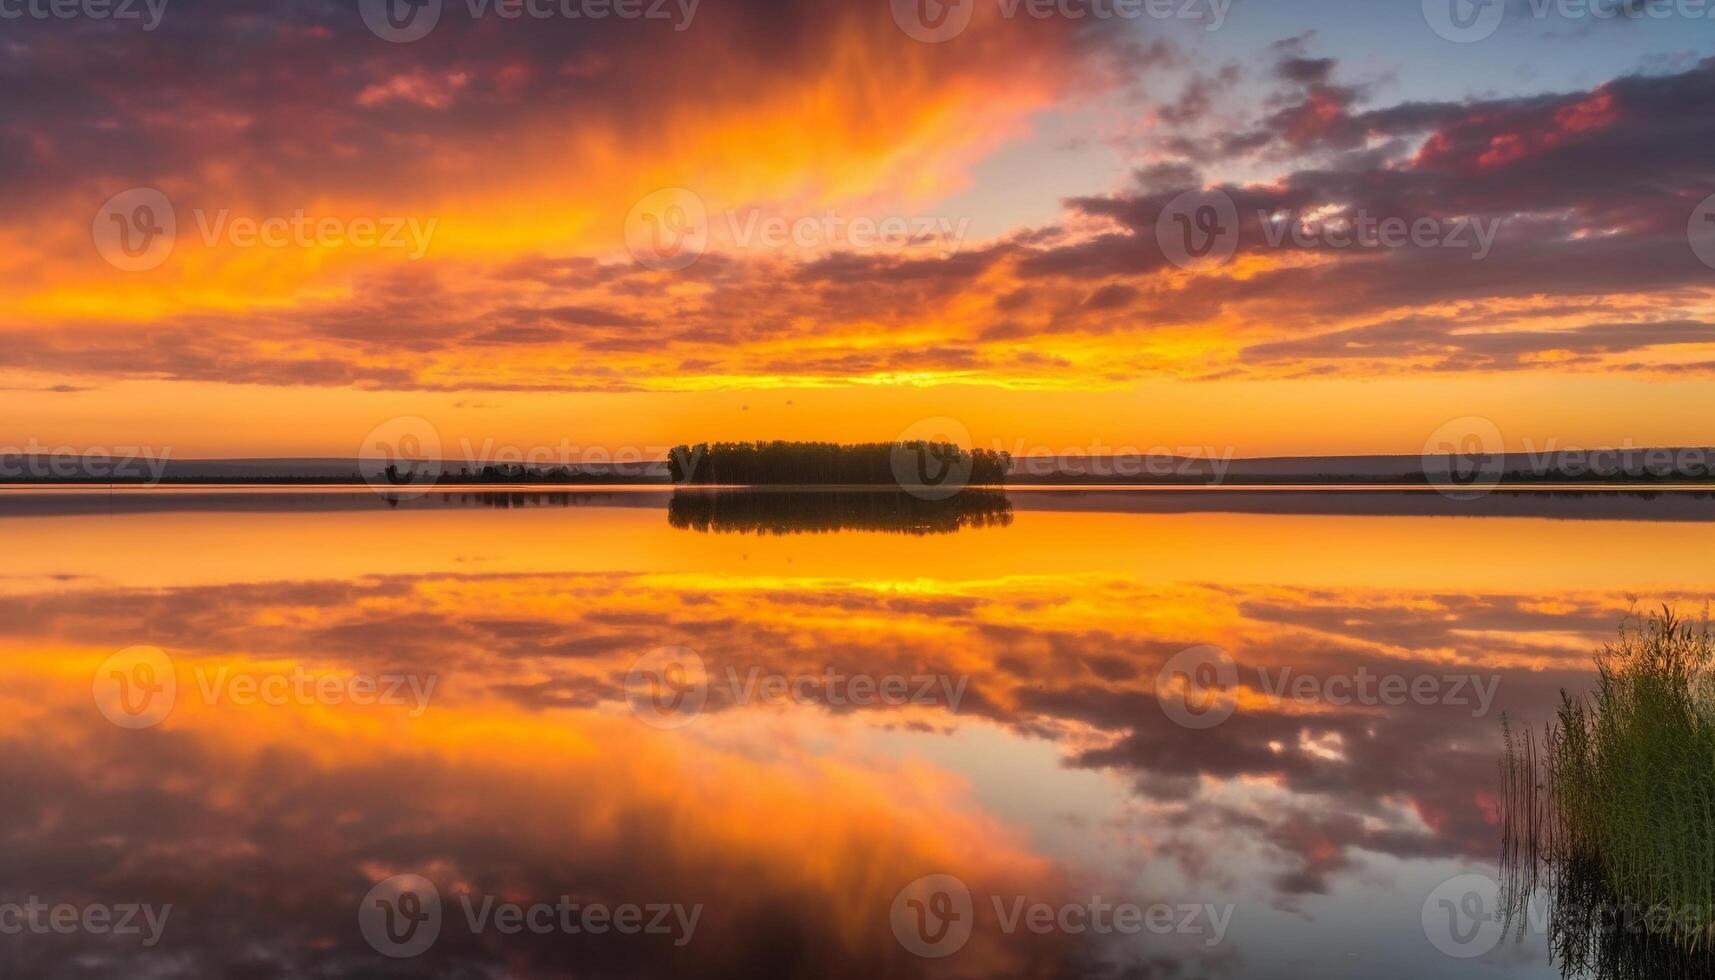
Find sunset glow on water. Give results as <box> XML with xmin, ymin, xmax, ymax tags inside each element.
<box><xmin>2</xmin><ymin>491</ymin><xmax>1711</xmax><ymax>976</ymax></box>
<box><xmin>6</xmin><ymin>0</ymin><xmax>1715</xmax><ymax>974</ymax></box>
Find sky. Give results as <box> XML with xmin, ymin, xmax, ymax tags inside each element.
<box><xmin>3</xmin><ymin>0</ymin><xmax>1715</xmax><ymax>459</ymax></box>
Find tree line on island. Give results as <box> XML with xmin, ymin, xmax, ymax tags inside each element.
<box><xmin>667</xmin><ymin>441</ymin><xmax>1011</xmax><ymax>486</ymax></box>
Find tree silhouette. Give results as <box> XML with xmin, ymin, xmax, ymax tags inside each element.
<box><xmin>667</xmin><ymin>441</ymin><xmax>1011</xmax><ymax>486</ymax></box>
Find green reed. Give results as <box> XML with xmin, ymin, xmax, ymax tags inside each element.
<box><xmin>1501</xmin><ymin>608</ymin><xmax>1715</xmax><ymax>978</ymax></box>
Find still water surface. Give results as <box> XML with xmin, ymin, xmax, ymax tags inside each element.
<box><xmin>2</xmin><ymin>488</ymin><xmax>1711</xmax><ymax>978</ymax></box>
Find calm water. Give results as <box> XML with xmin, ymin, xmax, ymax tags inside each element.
<box><xmin>3</xmin><ymin>488</ymin><xmax>1712</xmax><ymax>979</ymax></box>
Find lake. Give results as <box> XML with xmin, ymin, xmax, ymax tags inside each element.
<box><xmin>3</xmin><ymin>487</ymin><xmax>1712</xmax><ymax>978</ymax></box>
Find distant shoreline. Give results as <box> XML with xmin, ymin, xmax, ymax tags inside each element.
<box><xmin>6</xmin><ymin>441</ymin><xmax>1714</xmax><ymax>488</ymax></box>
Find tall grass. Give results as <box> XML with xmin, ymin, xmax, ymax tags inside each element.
<box><xmin>1501</xmin><ymin>608</ymin><xmax>1715</xmax><ymax>978</ymax></box>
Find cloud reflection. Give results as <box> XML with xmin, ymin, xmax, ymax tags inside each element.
<box><xmin>0</xmin><ymin>562</ymin><xmax>1674</xmax><ymax>978</ymax></box>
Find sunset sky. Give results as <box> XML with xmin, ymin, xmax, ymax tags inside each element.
<box><xmin>5</xmin><ymin>0</ymin><xmax>1715</xmax><ymax>458</ymax></box>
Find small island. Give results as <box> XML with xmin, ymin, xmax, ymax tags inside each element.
<box><xmin>666</xmin><ymin>440</ymin><xmax>1011</xmax><ymax>487</ymax></box>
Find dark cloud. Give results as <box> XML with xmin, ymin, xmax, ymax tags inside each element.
<box><xmin>1240</xmin><ymin>317</ymin><xmax>1715</xmax><ymax>369</ymax></box>
<box><xmin>7</xmin><ymin>26</ymin><xmax>1715</xmax><ymax>390</ymax></box>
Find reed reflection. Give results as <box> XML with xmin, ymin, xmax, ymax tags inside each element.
<box><xmin>1499</xmin><ymin>611</ymin><xmax>1715</xmax><ymax>980</ymax></box>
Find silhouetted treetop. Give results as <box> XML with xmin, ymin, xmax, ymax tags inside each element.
<box><xmin>667</xmin><ymin>441</ymin><xmax>1010</xmax><ymax>486</ymax></box>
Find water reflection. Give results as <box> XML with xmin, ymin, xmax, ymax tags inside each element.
<box><xmin>3</xmin><ymin>485</ymin><xmax>1711</xmax><ymax>522</ymax></box>
<box><xmin>428</xmin><ymin>489</ymin><xmax>640</xmax><ymax>509</ymax></box>
<box><xmin>1502</xmin><ymin>858</ymin><xmax>1715</xmax><ymax>980</ymax></box>
<box><xmin>666</xmin><ymin>488</ymin><xmax>1014</xmax><ymax>535</ymax></box>
<box><xmin>0</xmin><ymin>499</ymin><xmax>1712</xmax><ymax>978</ymax></box>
